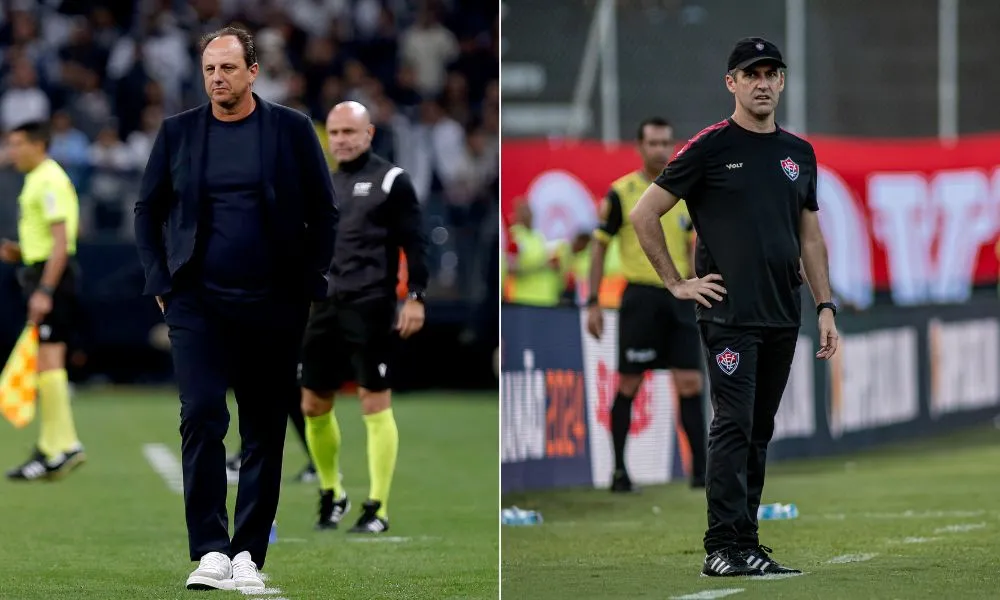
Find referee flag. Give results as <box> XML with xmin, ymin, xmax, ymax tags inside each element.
<box><xmin>0</xmin><ymin>325</ymin><xmax>39</xmax><ymax>428</ymax></box>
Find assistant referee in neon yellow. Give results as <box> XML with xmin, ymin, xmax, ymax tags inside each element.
<box><xmin>0</xmin><ymin>121</ymin><xmax>85</xmax><ymax>481</ymax></box>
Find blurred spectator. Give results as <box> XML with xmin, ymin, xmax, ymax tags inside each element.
<box><xmin>141</xmin><ymin>12</ymin><xmax>191</xmax><ymax>110</ymax></box>
<box><xmin>125</xmin><ymin>105</ymin><xmax>164</xmax><ymax>170</ymax></box>
<box><xmin>89</xmin><ymin>125</ymin><xmax>131</xmax><ymax>171</ymax></box>
<box><xmin>1</xmin><ymin>59</ymin><xmax>49</xmax><ymax>131</ymax></box>
<box><xmin>65</xmin><ymin>67</ymin><xmax>112</xmax><ymax>140</ymax></box>
<box><xmin>414</xmin><ymin>97</ymin><xmax>470</xmax><ymax>201</ymax></box>
<box><xmin>48</xmin><ymin>110</ymin><xmax>90</xmax><ymax>187</ymax></box>
<box><xmin>400</xmin><ymin>6</ymin><xmax>458</xmax><ymax>96</ymax></box>
<box><xmin>390</xmin><ymin>62</ymin><xmax>422</xmax><ymax>119</ymax></box>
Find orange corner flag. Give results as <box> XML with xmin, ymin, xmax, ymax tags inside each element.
<box><xmin>0</xmin><ymin>325</ymin><xmax>39</xmax><ymax>428</ymax></box>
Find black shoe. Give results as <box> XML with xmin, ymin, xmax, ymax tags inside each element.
<box><xmin>702</xmin><ymin>548</ymin><xmax>764</xmax><ymax>577</ymax></box>
<box><xmin>610</xmin><ymin>469</ymin><xmax>640</xmax><ymax>493</ymax></box>
<box><xmin>743</xmin><ymin>544</ymin><xmax>801</xmax><ymax>574</ymax></box>
<box><xmin>348</xmin><ymin>500</ymin><xmax>389</xmax><ymax>534</ymax></box>
<box><xmin>6</xmin><ymin>446</ymin><xmax>86</xmax><ymax>481</ymax></box>
<box><xmin>316</xmin><ymin>489</ymin><xmax>351</xmax><ymax>530</ymax></box>
<box><xmin>45</xmin><ymin>446</ymin><xmax>86</xmax><ymax>480</ymax></box>
<box><xmin>6</xmin><ymin>448</ymin><xmax>50</xmax><ymax>481</ymax></box>
<box><xmin>296</xmin><ymin>463</ymin><xmax>318</xmax><ymax>484</ymax></box>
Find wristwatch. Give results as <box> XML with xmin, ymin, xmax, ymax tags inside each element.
<box><xmin>37</xmin><ymin>284</ymin><xmax>55</xmax><ymax>296</ymax></box>
<box><xmin>586</xmin><ymin>295</ymin><xmax>599</xmax><ymax>307</ymax></box>
<box><xmin>816</xmin><ymin>301</ymin><xmax>837</xmax><ymax>316</ymax></box>
<box><xmin>407</xmin><ymin>290</ymin><xmax>426</xmax><ymax>304</ymax></box>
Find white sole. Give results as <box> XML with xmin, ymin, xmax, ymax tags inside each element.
<box><xmin>186</xmin><ymin>575</ymin><xmax>235</xmax><ymax>590</ymax></box>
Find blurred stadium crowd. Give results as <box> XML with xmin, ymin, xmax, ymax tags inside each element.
<box><xmin>0</xmin><ymin>0</ymin><xmax>499</xmax><ymax>301</ymax></box>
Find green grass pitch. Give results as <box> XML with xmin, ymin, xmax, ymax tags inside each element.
<box><xmin>0</xmin><ymin>388</ymin><xmax>498</xmax><ymax>599</ymax></box>
<box><xmin>502</xmin><ymin>425</ymin><xmax>1000</xmax><ymax>599</ymax></box>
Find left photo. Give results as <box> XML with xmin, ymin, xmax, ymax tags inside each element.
<box><xmin>0</xmin><ymin>1</ymin><xmax>499</xmax><ymax>598</ymax></box>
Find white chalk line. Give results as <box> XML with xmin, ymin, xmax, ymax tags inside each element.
<box><xmin>891</xmin><ymin>536</ymin><xmax>942</xmax><ymax>544</ymax></box>
<box><xmin>670</xmin><ymin>589</ymin><xmax>745</xmax><ymax>600</ymax></box>
<box><xmin>346</xmin><ymin>535</ymin><xmax>440</xmax><ymax>543</ymax></box>
<box><xmin>827</xmin><ymin>553</ymin><xmax>877</xmax><ymax>564</ymax></box>
<box><xmin>142</xmin><ymin>443</ymin><xmax>183</xmax><ymax>494</ymax></box>
<box><xmin>934</xmin><ymin>522</ymin><xmax>987</xmax><ymax>534</ymax></box>
<box><xmin>240</xmin><ymin>588</ymin><xmax>283</xmax><ymax>596</ymax></box>
<box><xmin>755</xmin><ymin>573</ymin><xmax>806</xmax><ymax>580</ymax></box>
<box><xmin>808</xmin><ymin>510</ymin><xmax>986</xmax><ymax>521</ymax></box>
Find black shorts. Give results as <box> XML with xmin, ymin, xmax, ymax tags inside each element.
<box><xmin>618</xmin><ymin>282</ymin><xmax>702</xmax><ymax>374</ymax></box>
<box><xmin>17</xmin><ymin>260</ymin><xmax>80</xmax><ymax>344</ymax></box>
<box><xmin>299</xmin><ymin>296</ymin><xmax>397</xmax><ymax>393</ymax></box>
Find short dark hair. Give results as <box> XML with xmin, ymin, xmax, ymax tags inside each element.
<box><xmin>199</xmin><ymin>25</ymin><xmax>257</xmax><ymax>68</ymax></box>
<box><xmin>637</xmin><ymin>117</ymin><xmax>671</xmax><ymax>141</ymax></box>
<box><xmin>11</xmin><ymin>120</ymin><xmax>50</xmax><ymax>150</ymax></box>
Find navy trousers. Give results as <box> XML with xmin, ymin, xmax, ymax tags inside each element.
<box><xmin>163</xmin><ymin>289</ymin><xmax>308</xmax><ymax>568</ymax></box>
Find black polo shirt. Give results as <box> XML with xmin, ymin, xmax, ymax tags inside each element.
<box><xmin>655</xmin><ymin>118</ymin><xmax>819</xmax><ymax>327</ymax></box>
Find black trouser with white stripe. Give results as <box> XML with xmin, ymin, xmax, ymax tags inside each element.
<box><xmin>699</xmin><ymin>323</ymin><xmax>799</xmax><ymax>554</ymax></box>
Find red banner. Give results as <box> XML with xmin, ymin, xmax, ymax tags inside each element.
<box><xmin>502</xmin><ymin>135</ymin><xmax>1000</xmax><ymax>307</ymax></box>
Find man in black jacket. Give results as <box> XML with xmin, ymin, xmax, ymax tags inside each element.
<box><xmin>299</xmin><ymin>101</ymin><xmax>428</xmax><ymax>535</ymax></box>
<box><xmin>133</xmin><ymin>26</ymin><xmax>337</xmax><ymax>591</ymax></box>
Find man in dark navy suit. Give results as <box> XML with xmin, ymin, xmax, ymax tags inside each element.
<box><xmin>133</xmin><ymin>26</ymin><xmax>337</xmax><ymax>592</ymax></box>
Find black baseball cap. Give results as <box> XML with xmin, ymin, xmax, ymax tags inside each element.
<box><xmin>727</xmin><ymin>37</ymin><xmax>787</xmax><ymax>72</ymax></box>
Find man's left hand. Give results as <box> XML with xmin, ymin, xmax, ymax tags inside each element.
<box><xmin>396</xmin><ymin>299</ymin><xmax>425</xmax><ymax>339</ymax></box>
<box><xmin>28</xmin><ymin>290</ymin><xmax>53</xmax><ymax>325</ymax></box>
<box><xmin>816</xmin><ymin>309</ymin><xmax>839</xmax><ymax>360</ymax></box>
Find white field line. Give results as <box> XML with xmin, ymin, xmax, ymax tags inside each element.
<box><xmin>142</xmin><ymin>443</ymin><xmax>183</xmax><ymax>494</ymax></box>
<box><xmin>934</xmin><ymin>523</ymin><xmax>987</xmax><ymax>534</ymax></box>
<box><xmin>670</xmin><ymin>589</ymin><xmax>745</xmax><ymax>599</ymax></box>
<box><xmin>827</xmin><ymin>553</ymin><xmax>877</xmax><ymax>564</ymax></box>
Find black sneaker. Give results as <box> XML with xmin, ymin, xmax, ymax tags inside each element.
<box><xmin>702</xmin><ymin>548</ymin><xmax>764</xmax><ymax>577</ymax></box>
<box><xmin>348</xmin><ymin>500</ymin><xmax>389</xmax><ymax>534</ymax></box>
<box><xmin>610</xmin><ymin>469</ymin><xmax>640</xmax><ymax>493</ymax></box>
<box><xmin>316</xmin><ymin>489</ymin><xmax>351</xmax><ymax>530</ymax></box>
<box><xmin>6</xmin><ymin>448</ymin><xmax>51</xmax><ymax>481</ymax></box>
<box><xmin>743</xmin><ymin>544</ymin><xmax>801</xmax><ymax>574</ymax></box>
<box><xmin>6</xmin><ymin>446</ymin><xmax>86</xmax><ymax>481</ymax></box>
<box><xmin>295</xmin><ymin>463</ymin><xmax>318</xmax><ymax>484</ymax></box>
<box><xmin>45</xmin><ymin>446</ymin><xmax>86</xmax><ymax>480</ymax></box>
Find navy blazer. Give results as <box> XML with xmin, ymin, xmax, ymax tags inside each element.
<box><xmin>133</xmin><ymin>95</ymin><xmax>338</xmax><ymax>301</ymax></box>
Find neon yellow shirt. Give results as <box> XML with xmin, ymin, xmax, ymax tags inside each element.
<box><xmin>508</xmin><ymin>224</ymin><xmax>562</xmax><ymax>306</ymax></box>
<box><xmin>594</xmin><ymin>171</ymin><xmax>694</xmax><ymax>286</ymax></box>
<box><xmin>17</xmin><ymin>158</ymin><xmax>79</xmax><ymax>264</ymax></box>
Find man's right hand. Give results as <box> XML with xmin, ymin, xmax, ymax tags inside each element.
<box><xmin>666</xmin><ymin>273</ymin><xmax>727</xmax><ymax>308</ymax></box>
<box><xmin>0</xmin><ymin>239</ymin><xmax>21</xmax><ymax>264</ymax></box>
<box><xmin>586</xmin><ymin>304</ymin><xmax>604</xmax><ymax>339</ymax></box>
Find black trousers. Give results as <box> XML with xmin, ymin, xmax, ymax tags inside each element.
<box><xmin>699</xmin><ymin>322</ymin><xmax>799</xmax><ymax>554</ymax></box>
<box><xmin>163</xmin><ymin>289</ymin><xmax>308</xmax><ymax>568</ymax></box>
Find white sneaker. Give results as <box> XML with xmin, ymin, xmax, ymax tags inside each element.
<box><xmin>185</xmin><ymin>551</ymin><xmax>234</xmax><ymax>590</ymax></box>
<box><xmin>231</xmin><ymin>551</ymin><xmax>265</xmax><ymax>590</ymax></box>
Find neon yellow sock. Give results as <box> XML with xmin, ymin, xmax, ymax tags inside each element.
<box><xmin>305</xmin><ymin>411</ymin><xmax>344</xmax><ymax>498</ymax></box>
<box><xmin>37</xmin><ymin>369</ymin><xmax>79</xmax><ymax>459</ymax></box>
<box><xmin>363</xmin><ymin>407</ymin><xmax>398</xmax><ymax>520</ymax></box>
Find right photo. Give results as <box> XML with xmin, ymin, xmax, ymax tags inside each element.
<box><xmin>501</xmin><ymin>1</ymin><xmax>1000</xmax><ymax>598</ymax></box>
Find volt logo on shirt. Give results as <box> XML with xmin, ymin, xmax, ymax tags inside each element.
<box><xmin>725</xmin><ymin>163</ymin><xmax>743</xmax><ymax>170</ymax></box>
<box><xmin>353</xmin><ymin>182</ymin><xmax>372</xmax><ymax>196</ymax></box>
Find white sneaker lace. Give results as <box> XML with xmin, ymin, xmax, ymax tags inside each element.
<box><xmin>199</xmin><ymin>553</ymin><xmax>230</xmax><ymax>576</ymax></box>
<box><xmin>232</xmin><ymin>558</ymin><xmax>260</xmax><ymax>581</ymax></box>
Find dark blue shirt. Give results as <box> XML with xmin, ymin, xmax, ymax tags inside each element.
<box><xmin>199</xmin><ymin>109</ymin><xmax>271</xmax><ymax>299</ymax></box>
